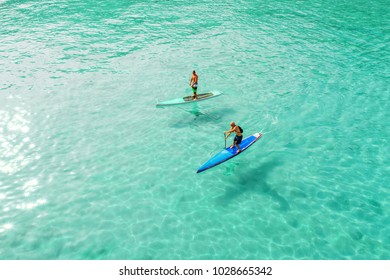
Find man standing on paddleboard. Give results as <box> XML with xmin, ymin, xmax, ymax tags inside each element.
<box><xmin>189</xmin><ymin>70</ymin><xmax>198</xmax><ymax>100</ymax></box>
<box><xmin>224</xmin><ymin>122</ymin><xmax>243</xmax><ymax>154</ymax></box>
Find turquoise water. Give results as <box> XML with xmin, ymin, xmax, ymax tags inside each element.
<box><xmin>0</xmin><ymin>0</ymin><xmax>389</xmax><ymax>259</ymax></box>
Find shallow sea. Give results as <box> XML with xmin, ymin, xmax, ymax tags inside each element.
<box><xmin>0</xmin><ymin>0</ymin><xmax>389</xmax><ymax>259</ymax></box>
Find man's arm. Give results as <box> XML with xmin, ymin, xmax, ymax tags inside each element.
<box><xmin>224</xmin><ymin>126</ymin><xmax>236</xmax><ymax>139</ymax></box>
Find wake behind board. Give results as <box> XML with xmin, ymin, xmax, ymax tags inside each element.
<box><xmin>197</xmin><ymin>132</ymin><xmax>262</xmax><ymax>173</ymax></box>
<box><xmin>156</xmin><ymin>91</ymin><xmax>222</xmax><ymax>107</ymax></box>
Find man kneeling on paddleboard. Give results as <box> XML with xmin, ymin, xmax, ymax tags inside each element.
<box><xmin>224</xmin><ymin>122</ymin><xmax>243</xmax><ymax>154</ymax></box>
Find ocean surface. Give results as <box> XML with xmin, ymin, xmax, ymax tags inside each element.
<box><xmin>0</xmin><ymin>0</ymin><xmax>389</xmax><ymax>259</ymax></box>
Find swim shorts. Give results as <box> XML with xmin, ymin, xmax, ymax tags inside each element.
<box><xmin>191</xmin><ymin>84</ymin><xmax>198</xmax><ymax>93</ymax></box>
<box><xmin>234</xmin><ymin>135</ymin><xmax>243</xmax><ymax>144</ymax></box>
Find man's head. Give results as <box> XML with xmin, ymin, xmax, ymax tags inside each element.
<box><xmin>230</xmin><ymin>121</ymin><xmax>235</xmax><ymax>127</ymax></box>
<box><xmin>193</xmin><ymin>70</ymin><xmax>196</xmax><ymax>74</ymax></box>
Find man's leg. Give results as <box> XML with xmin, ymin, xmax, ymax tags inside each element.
<box><xmin>236</xmin><ymin>143</ymin><xmax>241</xmax><ymax>153</ymax></box>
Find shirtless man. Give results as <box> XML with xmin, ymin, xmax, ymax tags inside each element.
<box><xmin>189</xmin><ymin>70</ymin><xmax>198</xmax><ymax>100</ymax></box>
<box><xmin>224</xmin><ymin>122</ymin><xmax>243</xmax><ymax>153</ymax></box>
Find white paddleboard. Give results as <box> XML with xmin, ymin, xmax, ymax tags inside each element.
<box><xmin>156</xmin><ymin>91</ymin><xmax>223</xmax><ymax>107</ymax></box>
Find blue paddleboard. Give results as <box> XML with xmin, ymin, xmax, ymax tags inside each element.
<box><xmin>197</xmin><ymin>132</ymin><xmax>262</xmax><ymax>173</ymax></box>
